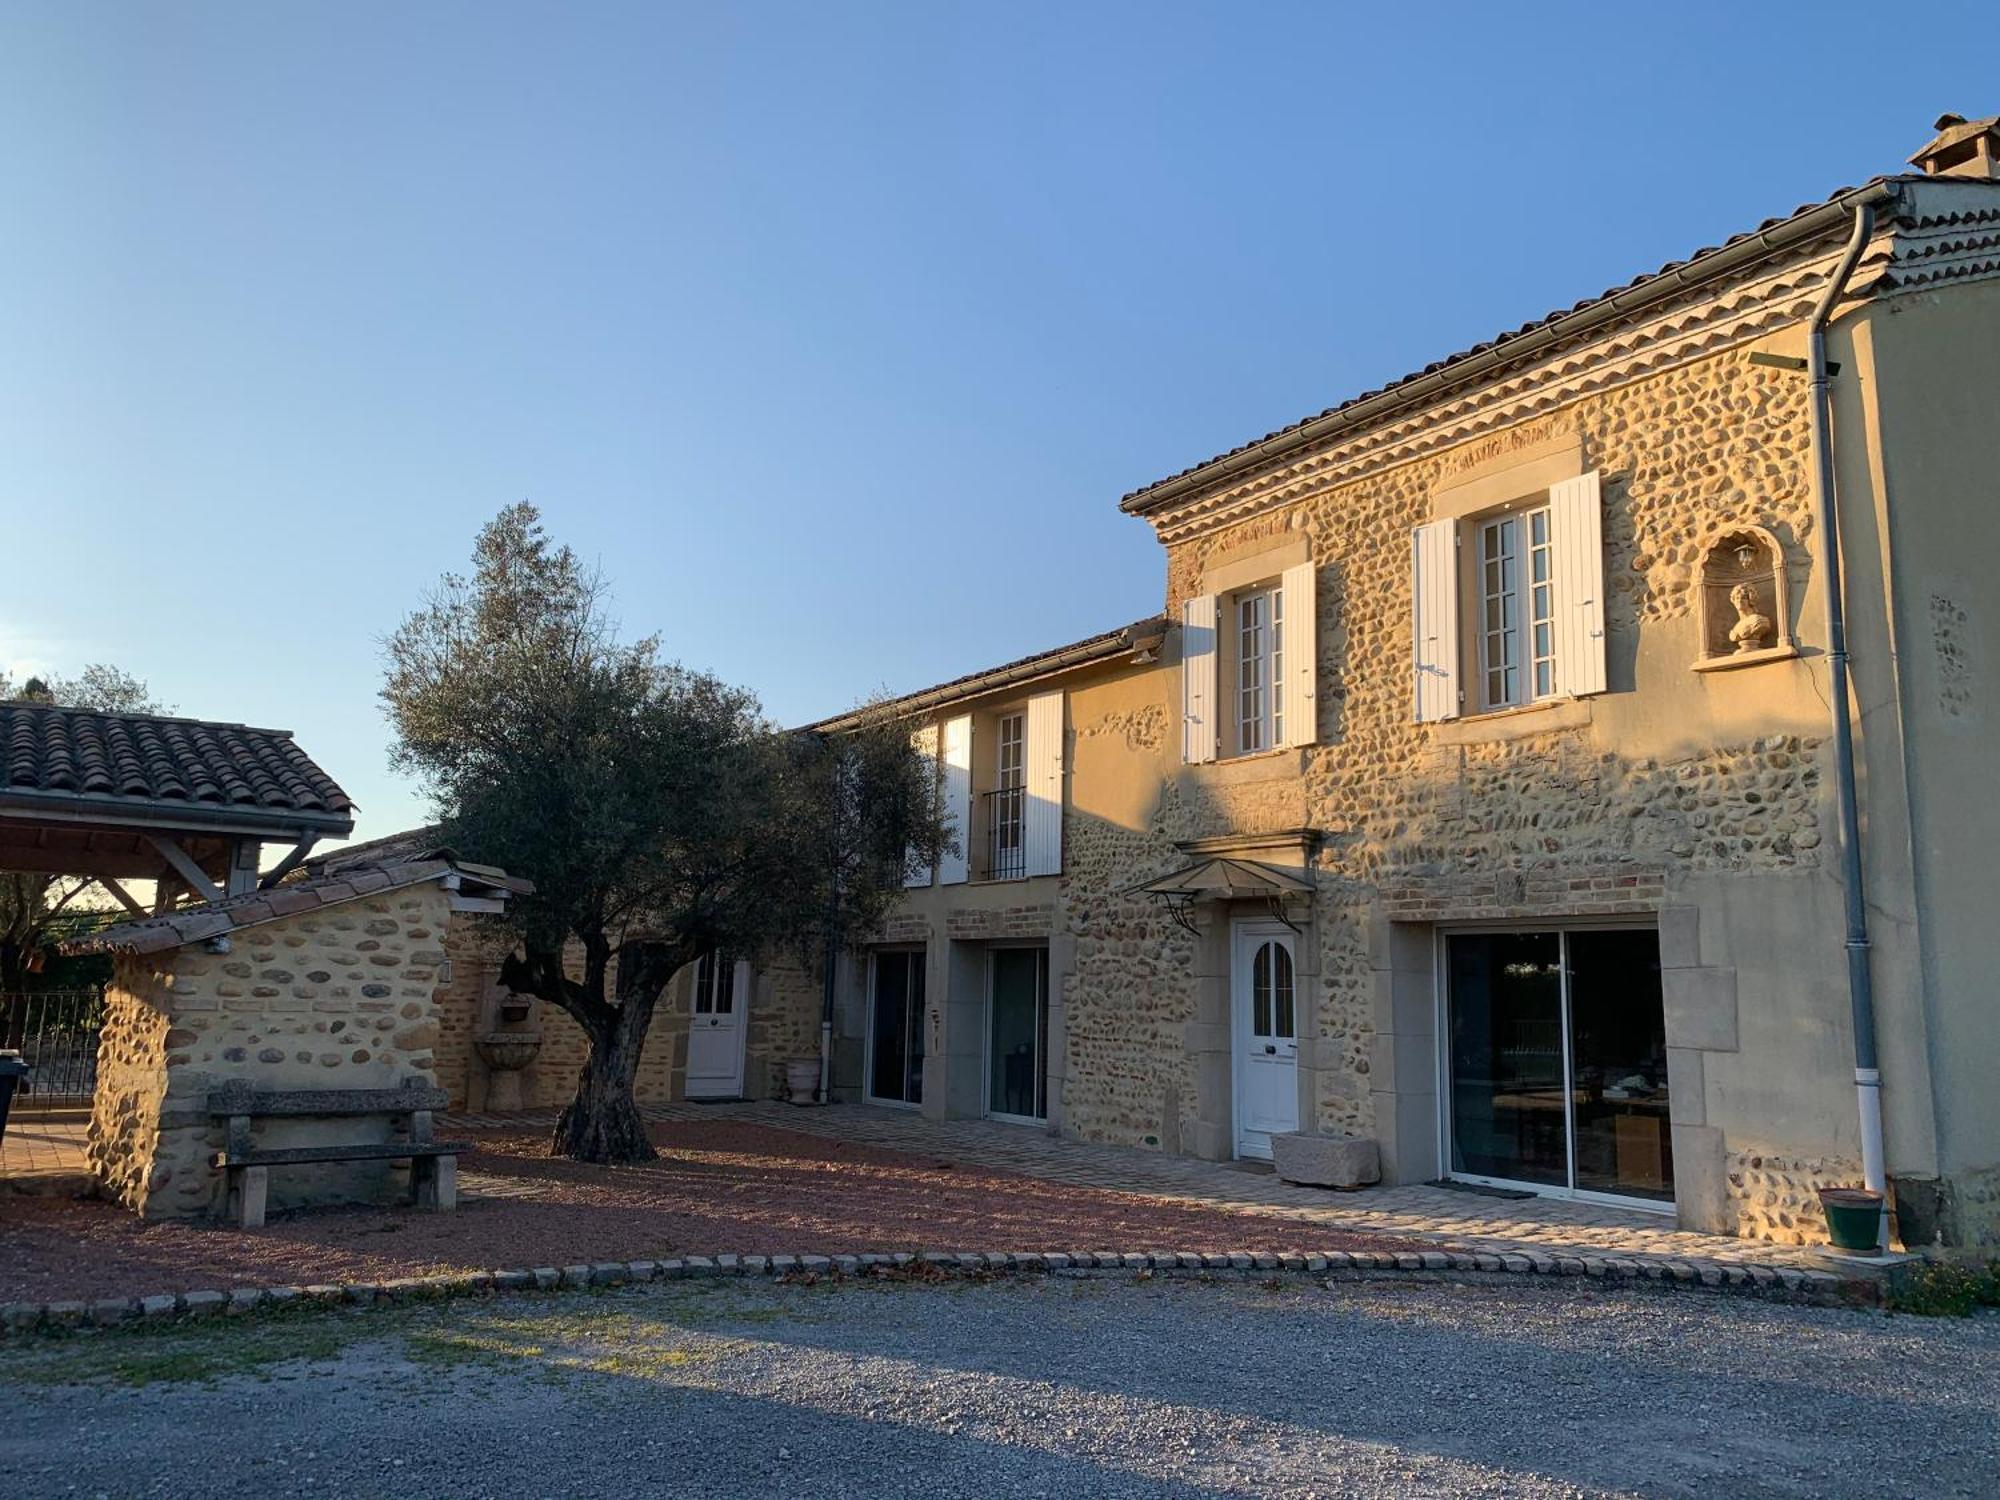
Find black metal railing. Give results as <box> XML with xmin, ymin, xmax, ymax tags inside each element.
<box><xmin>2</xmin><ymin>989</ymin><xmax>105</xmax><ymax>1111</ymax></box>
<box><xmin>983</xmin><ymin>786</ymin><xmax>1026</xmax><ymax>881</ymax></box>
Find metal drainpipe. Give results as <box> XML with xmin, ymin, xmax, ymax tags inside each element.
<box><xmin>818</xmin><ymin>893</ymin><xmax>838</xmax><ymax>1105</ymax></box>
<box><xmin>1808</xmin><ymin>201</ymin><xmax>1889</xmax><ymax>1249</ymax></box>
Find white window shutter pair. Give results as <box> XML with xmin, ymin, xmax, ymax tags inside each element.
<box><xmin>903</xmin><ymin>723</ymin><xmax>940</xmax><ymax>888</ymax></box>
<box><xmin>1409</xmin><ymin>470</ymin><xmax>1606</xmax><ymax>721</ymax></box>
<box><xmin>938</xmin><ymin>714</ymin><xmax>973</xmax><ymax>886</ymax></box>
<box><xmin>1182</xmin><ymin>564</ymin><xmax>1320</xmax><ymax>762</ymax></box>
<box><xmin>1022</xmin><ymin>691</ymin><xmax>1063</xmax><ymax>877</ymax></box>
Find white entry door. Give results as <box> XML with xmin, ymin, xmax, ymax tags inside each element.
<box><xmin>1232</xmin><ymin>923</ymin><xmax>1300</xmax><ymax>1159</ymax></box>
<box><xmin>686</xmin><ymin>952</ymin><xmax>750</xmax><ymax>1099</ymax></box>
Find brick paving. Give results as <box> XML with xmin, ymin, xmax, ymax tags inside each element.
<box><xmin>454</xmin><ymin>1099</ymin><xmax>1836</xmax><ymax>1274</ymax></box>
<box><xmin>0</xmin><ymin>1117</ymin><xmax>1433</xmax><ymax>1305</ymax></box>
<box><xmin>5</xmin><ymin>1099</ymin><xmax>1840</xmax><ymax>1302</ymax></box>
<box><xmin>0</xmin><ymin>1111</ymin><xmax>93</xmax><ymax>1193</ymax></box>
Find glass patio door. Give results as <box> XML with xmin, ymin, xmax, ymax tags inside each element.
<box><xmin>867</xmin><ymin>950</ymin><xmax>925</xmax><ymax>1107</ymax></box>
<box><xmin>987</xmin><ymin>946</ymin><xmax>1049</xmax><ymax>1123</ymax></box>
<box><xmin>1444</xmin><ymin>928</ymin><xmax>1672</xmax><ymax>1205</ymax></box>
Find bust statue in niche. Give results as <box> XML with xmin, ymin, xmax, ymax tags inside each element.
<box><xmin>1697</xmin><ymin>526</ymin><xmax>1793</xmax><ymax>669</ymax></box>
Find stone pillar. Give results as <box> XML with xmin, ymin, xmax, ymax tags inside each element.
<box><xmin>1368</xmin><ymin>919</ymin><xmax>1441</xmax><ymax>1186</ymax></box>
<box><xmin>85</xmin><ymin>885</ymin><xmax>453</xmax><ymax>1220</ymax></box>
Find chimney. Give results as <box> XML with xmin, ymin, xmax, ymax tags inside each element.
<box><xmin>1908</xmin><ymin>113</ymin><xmax>2000</xmax><ymax>180</ymax></box>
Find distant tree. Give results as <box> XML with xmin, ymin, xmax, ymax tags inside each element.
<box><xmin>0</xmin><ymin>668</ymin><xmax>167</xmax><ymax>1013</ymax></box>
<box><xmin>382</xmin><ymin>505</ymin><xmax>948</xmax><ymax>1162</ymax></box>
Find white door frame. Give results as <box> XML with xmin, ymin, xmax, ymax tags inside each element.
<box><xmin>982</xmin><ymin>944</ymin><xmax>1048</xmax><ymax>1126</ymax></box>
<box><xmin>1433</xmin><ymin>922</ymin><xmax>1675</xmax><ymax>1215</ymax></box>
<box><xmin>685</xmin><ymin>956</ymin><xmax>750</xmax><ymax>1100</ymax></box>
<box><xmin>1230</xmin><ymin>919</ymin><xmax>1300</xmax><ymax>1160</ymax></box>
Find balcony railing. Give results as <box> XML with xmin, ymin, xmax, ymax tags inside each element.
<box><xmin>983</xmin><ymin>786</ymin><xmax>1026</xmax><ymax>881</ymax></box>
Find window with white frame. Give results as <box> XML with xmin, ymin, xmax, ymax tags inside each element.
<box><xmin>990</xmin><ymin>709</ymin><xmax>1026</xmax><ymax>879</ymax></box>
<box><xmin>1181</xmin><ymin>559</ymin><xmax>1317</xmax><ymax>764</ymax></box>
<box><xmin>1411</xmin><ymin>471</ymin><xmax>1608</xmax><ymax>725</ymax></box>
<box><xmin>1235</xmin><ymin>583</ymin><xmax>1284</xmax><ymax>754</ymax></box>
<box><xmin>1477</xmin><ymin>508</ymin><xmax>1557</xmax><ymax>709</ymax></box>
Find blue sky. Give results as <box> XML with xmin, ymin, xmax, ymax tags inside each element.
<box><xmin>2</xmin><ymin>4</ymin><xmax>1992</xmax><ymax>844</ymax></box>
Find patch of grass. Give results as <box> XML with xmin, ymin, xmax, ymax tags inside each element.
<box><xmin>1885</xmin><ymin>1258</ymin><xmax>2000</xmax><ymax>1317</ymax></box>
<box><xmin>401</xmin><ymin>1306</ymin><xmax>715</xmax><ymax>1382</ymax></box>
<box><xmin>0</xmin><ymin>1305</ymin><xmax>381</xmax><ymax>1389</ymax></box>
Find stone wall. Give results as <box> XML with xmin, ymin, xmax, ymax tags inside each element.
<box><xmin>87</xmin><ymin>884</ymin><xmax>453</xmax><ymax>1220</ymax></box>
<box><xmin>1047</xmin><ymin>342</ymin><xmax>1874</xmax><ymax>1243</ymax></box>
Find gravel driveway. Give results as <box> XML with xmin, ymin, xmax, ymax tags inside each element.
<box><xmin>2</xmin><ymin>1273</ymin><xmax>1992</xmax><ymax>1499</ymax></box>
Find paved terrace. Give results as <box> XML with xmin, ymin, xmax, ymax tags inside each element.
<box><xmin>6</xmin><ymin>1099</ymin><xmax>1834</xmax><ymax>1280</ymax></box>
<box><xmin>460</xmin><ymin>1098</ymin><xmax>1834</xmax><ymax>1274</ymax></box>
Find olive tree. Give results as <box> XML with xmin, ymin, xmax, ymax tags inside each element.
<box><xmin>383</xmin><ymin>505</ymin><xmax>947</xmax><ymax>1162</ymax></box>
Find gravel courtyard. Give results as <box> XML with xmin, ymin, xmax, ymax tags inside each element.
<box><xmin>2</xmin><ymin>1273</ymin><xmax>1991</xmax><ymax>1499</ymax></box>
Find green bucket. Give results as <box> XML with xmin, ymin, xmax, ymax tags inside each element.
<box><xmin>1818</xmin><ymin>1187</ymin><xmax>1884</xmax><ymax>1252</ymax></box>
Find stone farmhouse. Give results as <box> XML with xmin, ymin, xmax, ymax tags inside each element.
<box><xmin>417</xmin><ymin>115</ymin><xmax>2000</xmax><ymax>1252</ymax></box>
<box><xmin>52</xmin><ymin>117</ymin><xmax>1998</xmax><ymax>1250</ymax></box>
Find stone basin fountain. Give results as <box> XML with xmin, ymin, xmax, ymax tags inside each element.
<box><xmin>474</xmin><ymin>1030</ymin><xmax>543</xmax><ymax>1111</ymax></box>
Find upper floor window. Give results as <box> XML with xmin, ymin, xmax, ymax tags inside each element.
<box><xmin>914</xmin><ymin>693</ymin><xmax>1064</xmax><ymax>887</ymax></box>
<box><xmin>989</xmin><ymin>710</ymin><xmax>1027</xmax><ymax>880</ymax></box>
<box><xmin>1412</xmin><ymin>471</ymin><xmax>1606</xmax><ymax>724</ymax></box>
<box><xmin>1235</xmin><ymin>584</ymin><xmax>1285</xmax><ymax>753</ymax></box>
<box><xmin>1477</xmin><ymin>508</ymin><xmax>1556</xmax><ymax>710</ymax></box>
<box><xmin>1181</xmin><ymin>560</ymin><xmax>1317</xmax><ymax>765</ymax></box>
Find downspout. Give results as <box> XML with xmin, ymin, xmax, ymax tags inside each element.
<box><xmin>818</xmin><ymin>888</ymin><xmax>838</xmax><ymax>1105</ymax></box>
<box><xmin>1808</xmin><ymin>200</ymin><xmax>1889</xmax><ymax>1249</ymax></box>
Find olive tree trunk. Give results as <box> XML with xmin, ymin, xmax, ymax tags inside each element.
<box><xmin>544</xmin><ymin>939</ymin><xmax>680</xmax><ymax>1165</ymax></box>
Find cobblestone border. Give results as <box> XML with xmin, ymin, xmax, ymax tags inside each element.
<box><xmin>0</xmin><ymin>1245</ymin><xmax>1877</xmax><ymax>1335</ymax></box>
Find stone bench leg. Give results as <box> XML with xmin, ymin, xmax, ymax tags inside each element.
<box><xmin>233</xmin><ymin>1165</ymin><xmax>269</xmax><ymax>1230</ymax></box>
<box><xmin>413</xmin><ymin>1156</ymin><xmax>457</xmax><ymax>1212</ymax></box>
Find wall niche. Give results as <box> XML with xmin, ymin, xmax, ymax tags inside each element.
<box><xmin>1693</xmin><ymin>525</ymin><xmax>1797</xmax><ymax>671</ymax></box>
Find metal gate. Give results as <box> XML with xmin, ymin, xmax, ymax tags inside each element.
<box><xmin>2</xmin><ymin>989</ymin><xmax>105</xmax><ymax>1112</ymax></box>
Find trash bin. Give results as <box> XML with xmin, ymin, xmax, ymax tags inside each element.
<box><xmin>0</xmin><ymin>1050</ymin><xmax>28</xmax><ymax>1147</ymax></box>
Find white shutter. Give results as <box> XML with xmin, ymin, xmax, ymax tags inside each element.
<box><xmin>1022</xmin><ymin>691</ymin><xmax>1064</xmax><ymax>877</ymax></box>
<box><xmin>732</xmin><ymin>959</ymin><xmax>753</xmax><ymax>1013</ymax></box>
<box><xmin>1280</xmin><ymin>560</ymin><xmax>1317</xmax><ymax>749</ymax></box>
<box><xmin>938</xmin><ymin>713</ymin><xmax>972</xmax><ymax>885</ymax></box>
<box><xmin>903</xmin><ymin>722</ymin><xmax>939</xmax><ymax>888</ymax></box>
<box><xmin>1182</xmin><ymin>594</ymin><xmax>1218</xmax><ymax>763</ymax></box>
<box><xmin>1549</xmin><ymin>470</ymin><xmax>1607</xmax><ymax>697</ymax></box>
<box><xmin>1412</xmin><ymin>518</ymin><xmax>1460</xmax><ymax>722</ymax></box>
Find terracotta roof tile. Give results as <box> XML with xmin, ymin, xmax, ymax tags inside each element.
<box><xmin>0</xmin><ymin>702</ymin><xmax>353</xmax><ymax>826</ymax></box>
<box><xmin>57</xmin><ymin>856</ymin><xmax>531</xmax><ymax>957</ymax></box>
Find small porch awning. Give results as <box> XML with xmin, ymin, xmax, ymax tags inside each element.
<box><xmin>1130</xmin><ymin>856</ymin><xmax>1316</xmax><ymax>900</ymax></box>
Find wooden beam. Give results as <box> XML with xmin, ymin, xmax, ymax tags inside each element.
<box><xmin>146</xmin><ymin>835</ymin><xmax>225</xmax><ymax>905</ymax></box>
<box><xmin>93</xmin><ymin>876</ymin><xmax>147</xmax><ymax>917</ymax></box>
<box><xmin>258</xmin><ymin>834</ymin><xmax>320</xmax><ymax>890</ymax></box>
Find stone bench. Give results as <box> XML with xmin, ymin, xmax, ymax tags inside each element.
<box><xmin>207</xmin><ymin>1079</ymin><xmax>467</xmax><ymax>1229</ymax></box>
<box><xmin>1271</xmin><ymin>1132</ymin><xmax>1381</xmax><ymax>1190</ymax></box>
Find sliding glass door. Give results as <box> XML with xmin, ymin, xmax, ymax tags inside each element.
<box><xmin>1444</xmin><ymin>928</ymin><xmax>1672</xmax><ymax>1205</ymax></box>
<box><xmin>867</xmin><ymin>949</ymin><xmax>925</xmax><ymax>1107</ymax></box>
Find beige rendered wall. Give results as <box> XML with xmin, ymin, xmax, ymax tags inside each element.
<box><xmin>87</xmin><ymin>885</ymin><xmax>454</xmax><ymax>1220</ymax></box>
<box><xmin>1861</xmin><ymin>276</ymin><xmax>2000</xmax><ymax>1246</ymax></box>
